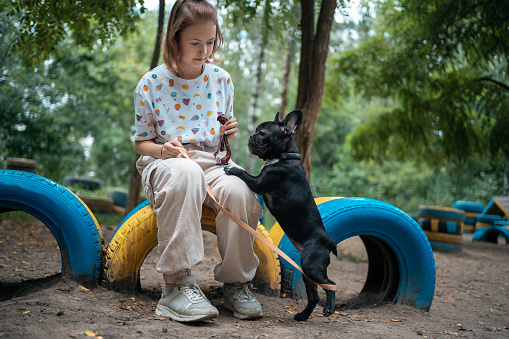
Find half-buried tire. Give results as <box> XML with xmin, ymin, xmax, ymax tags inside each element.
<box><xmin>102</xmin><ymin>202</ymin><xmax>280</xmax><ymax>295</ymax></box>
<box><xmin>274</xmin><ymin>197</ymin><xmax>435</xmax><ymax>311</ymax></box>
<box><xmin>0</xmin><ymin>170</ymin><xmax>103</xmax><ymax>287</ymax></box>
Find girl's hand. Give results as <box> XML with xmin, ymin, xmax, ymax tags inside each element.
<box><xmin>161</xmin><ymin>139</ymin><xmax>184</xmax><ymax>159</ymax></box>
<box><xmin>220</xmin><ymin>117</ymin><xmax>238</xmax><ymax>141</ymax></box>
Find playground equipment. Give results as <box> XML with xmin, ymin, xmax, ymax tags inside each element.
<box><xmin>417</xmin><ymin>205</ymin><xmax>465</xmax><ymax>253</ymax></box>
<box><xmin>0</xmin><ymin>170</ymin><xmax>103</xmax><ymax>287</ymax></box>
<box><xmin>0</xmin><ymin>169</ymin><xmax>436</xmax><ymax>311</ymax></box>
<box><xmin>271</xmin><ymin>197</ymin><xmax>435</xmax><ymax>310</ymax></box>
<box><xmin>101</xmin><ymin>201</ymin><xmax>281</xmax><ymax>296</ymax></box>
<box><xmin>454</xmin><ymin>201</ymin><xmax>484</xmax><ymax>233</ymax></box>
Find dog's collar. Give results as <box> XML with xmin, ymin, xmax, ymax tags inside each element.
<box><xmin>261</xmin><ymin>153</ymin><xmax>301</xmax><ymax>170</ymax></box>
<box><xmin>279</xmin><ymin>152</ymin><xmax>301</xmax><ymax>161</ymax></box>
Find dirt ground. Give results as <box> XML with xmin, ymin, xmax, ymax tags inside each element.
<box><xmin>1</xmin><ymin>218</ymin><xmax>508</xmax><ymax>339</ymax></box>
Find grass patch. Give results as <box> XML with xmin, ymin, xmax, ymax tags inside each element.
<box><xmin>94</xmin><ymin>213</ymin><xmax>126</xmax><ymax>228</ymax></box>
<box><xmin>0</xmin><ymin>211</ymin><xmax>37</xmax><ymax>222</ymax></box>
<box><xmin>336</xmin><ymin>248</ymin><xmax>368</xmax><ymax>263</ymax></box>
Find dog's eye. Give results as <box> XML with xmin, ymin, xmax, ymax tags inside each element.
<box><xmin>258</xmin><ymin>131</ymin><xmax>265</xmax><ymax>136</ymax></box>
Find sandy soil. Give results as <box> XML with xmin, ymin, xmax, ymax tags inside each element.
<box><xmin>1</xmin><ymin>218</ymin><xmax>508</xmax><ymax>339</ymax></box>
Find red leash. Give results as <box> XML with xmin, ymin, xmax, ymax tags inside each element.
<box><xmin>214</xmin><ymin>115</ymin><xmax>231</xmax><ymax>165</ymax></box>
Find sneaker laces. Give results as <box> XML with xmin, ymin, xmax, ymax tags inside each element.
<box><xmin>232</xmin><ymin>283</ymin><xmax>255</xmax><ymax>302</ymax></box>
<box><xmin>178</xmin><ymin>283</ymin><xmax>209</xmax><ymax>303</ymax></box>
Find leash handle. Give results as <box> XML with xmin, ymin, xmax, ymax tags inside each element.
<box><xmin>176</xmin><ymin>147</ymin><xmax>336</xmax><ymax>291</ymax></box>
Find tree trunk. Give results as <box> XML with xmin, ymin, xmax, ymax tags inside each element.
<box><xmin>294</xmin><ymin>0</ymin><xmax>337</xmax><ymax>181</ymax></box>
<box><xmin>125</xmin><ymin>0</ymin><xmax>165</xmax><ymax>215</ymax></box>
<box><xmin>279</xmin><ymin>30</ymin><xmax>296</xmax><ymax>117</ymax></box>
<box><xmin>246</xmin><ymin>0</ymin><xmax>270</xmax><ymax>173</ymax></box>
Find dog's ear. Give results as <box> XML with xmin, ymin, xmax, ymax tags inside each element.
<box><xmin>283</xmin><ymin>110</ymin><xmax>303</xmax><ymax>135</ymax></box>
<box><xmin>274</xmin><ymin>111</ymin><xmax>282</xmax><ymax>122</ymax></box>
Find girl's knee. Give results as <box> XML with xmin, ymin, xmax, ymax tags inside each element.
<box><xmin>156</xmin><ymin>159</ymin><xmax>205</xmax><ymax>195</ymax></box>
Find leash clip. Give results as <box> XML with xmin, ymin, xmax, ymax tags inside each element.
<box><xmin>215</xmin><ymin>154</ymin><xmax>229</xmax><ymax>166</ymax></box>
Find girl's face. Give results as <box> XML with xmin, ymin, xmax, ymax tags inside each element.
<box><xmin>178</xmin><ymin>22</ymin><xmax>217</xmax><ymax>78</ymax></box>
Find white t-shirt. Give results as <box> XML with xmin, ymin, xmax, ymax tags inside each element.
<box><xmin>134</xmin><ymin>63</ymin><xmax>234</xmax><ymax>148</ymax></box>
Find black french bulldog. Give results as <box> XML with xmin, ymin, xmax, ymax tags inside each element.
<box><xmin>224</xmin><ymin>110</ymin><xmax>337</xmax><ymax>321</ymax></box>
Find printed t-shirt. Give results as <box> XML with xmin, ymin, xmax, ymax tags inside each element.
<box><xmin>134</xmin><ymin>63</ymin><xmax>234</xmax><ymax>148</ymax></box>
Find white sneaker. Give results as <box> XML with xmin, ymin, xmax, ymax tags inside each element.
<box><xmin>155</xmin><ymin>275</ymin><xmax>219</xmax><ymax>322</ymax></box>
<box><xmin>223</xmin><ymin>283</ymin><xmax>263</xmax><ymax>320</ymax></box>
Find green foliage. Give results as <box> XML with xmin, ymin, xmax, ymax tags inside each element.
<box><xmin>1</xmin><ymin>0</ymin><xmax>146</xmax><ymax>66</ymax></box>
<box><xmin>0</xmin><ymin>10</ymin><xmax>159</xmax><ymax>185</ymax></box>
<box><xmin>0</xmin><ymin>12</ymin><xmax>89</xmax><ymax>180</ymax></box>
<box><xmin>2</xmin><ymin>0</ymin><xmax>507</xmax><ymax>216</ymax></box>
<box><xmin>331</xmin><ymin>0</ymin><xmax>509</xmax><ymax>167</ymax></box>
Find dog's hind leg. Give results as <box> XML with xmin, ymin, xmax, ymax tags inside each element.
<box><xmin>294</xmin><ymin>276</ymin><xmax>319</xmax><ymax>322</ymax></box>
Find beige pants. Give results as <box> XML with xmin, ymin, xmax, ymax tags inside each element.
<box><xmin>136</xmin><ymin>144</ymin><xmax>262</xmax><ymax>284</ymax></box>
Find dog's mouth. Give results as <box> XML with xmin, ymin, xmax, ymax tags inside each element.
<box><xmin>248</xmin><ymin>136</ymin><xmax>270</xmax><ymax>159</ymax></box>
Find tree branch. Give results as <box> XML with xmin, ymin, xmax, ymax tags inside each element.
<box><xmin>476</xmin><ymin>77</ymin><xmax>509</xmax><ymax>92</ymax></box>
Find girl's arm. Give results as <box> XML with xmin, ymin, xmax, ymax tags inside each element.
<box><xmin>135</xmin><ymin>139</ymin><xmax>184</xmax><ymax>159</ymax></box>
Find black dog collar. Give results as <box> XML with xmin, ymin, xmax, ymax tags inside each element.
<box><xmin>261</xmin><ymin>153</ymin><xmax>302</xmax><ymax>170</ymax></box>
<box><xmin>280</xmin><ymin>152</ymin><xmax>302</xmax><ymax>160</ymax></box>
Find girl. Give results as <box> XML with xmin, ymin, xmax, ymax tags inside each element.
<box><xmin>133</xmin><ymin>0</ymin><xmax>263</xmax><ymax>323</ymax></box>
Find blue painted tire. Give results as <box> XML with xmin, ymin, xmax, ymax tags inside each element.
<box><xmin>473</xmin><ymin>226</ymin><xmax>509</xmax><ymax>243</ymax></box>
<box><xmin>476</xmin><ymin>214</ymin><xmax>502</xmax><ymax>224</ymax></box>
<box><xmin>111</xmin><ymin>199</ymin><xmax>152</xmax><ymax>239</ymax></box>
<box><xmin>0</xmin><ymin>170</ymin><xmax>103</xmax><ymax>287</ymax></box>
<box><xmin>278</xmin><ymin>198</ymin><xmax>435</xmax><ymax>311</ymax></box>
<box><xmin>429</xmin><ymin>241</ymin><xmax>462</xmax><ymax>253</ymax></box>
<box><xmin>418</xmin><ymin>205</ymin><xmax>465</xmax><ymax>222</ymax></box>
<box><xmin>453</xmin><ymin>201</ymin><xmax>484</xmax><ymax>214</ymax></box>
<box><xmin>472</xmin><ymin>228</ymin><xmax>488</xmax><ymax>241</ymax></box>
<box><xmin>418</xmin><ymin>217</ymin><xmax>463</xmax><ymax>235</ymax></box>
<box><xmin>464</xmin><ymin>217</ymin><xmax>476</xmax><ymax>225</ymax></box>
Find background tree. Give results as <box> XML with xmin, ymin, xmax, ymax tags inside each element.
<box><xmin>125</xmin><ymin>0</ymin><xmax>166</xmax><ymax>214</ymax></box>
<box><xmin>332</xmin><ymin>0</ymin><xmax>509</xmax><ymax>191</ymax></box>
<box><xmin>294</xmin><ymin>0</ymin><xmax>339</xmax><ymax>180</ymax></box>
<box><xmin>3</xmin><ymin>0</ymin><xmax>508</xmax><ymax>218</ymax></box>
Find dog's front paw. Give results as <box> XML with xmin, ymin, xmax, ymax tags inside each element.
<box><xmin>223</xmin><ymin>165</ymin><xmax>239</xmax><ymax>176</ymax></box>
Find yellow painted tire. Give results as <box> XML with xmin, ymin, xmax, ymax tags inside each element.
<box><xmin>475</xmin><ymin>221</ymin><xmax>491</xmax><ymax>229</ymax></box>
<box><xmin>102</xmin><ymin>203</ymin><xmax>280</xmax><ymax>295</ymax></box>
<box><xmin>464</xmin><ymin>224</ymin><xmax>475</xmax><ymax>233</ymax></box>
<box><xmin>252</xmin><ymin>223</ymin><xmax>281</xmax><ymax>296</ymax></box>
<box><xmin>423</xmin><ymin>230</ymin><xmax>463</xmax><ymax>244</ymax></box>
<box><xmin>418</xmin><ymin>205</ymin><xmax>465</xmax><ymax>222</ymax></box>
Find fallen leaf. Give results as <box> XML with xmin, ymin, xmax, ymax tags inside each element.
<box><xmin>390</xmin><ymin>319</ymin><xmax>400</xmax><ymax>322</ymax></box>
<box><xmin>23</xmin><ymin>311</ymin><xmax>30</xmax><ymax>314</ymax></box>
<box><xmin>85</xmin><ymin>331</ymin><xmax>98</xmax><ymax>337</ymax></box>
<box><xmin>79</xmin><ymin>286</ymin><xmax>91</xmax><ymax>293</ymax></box>
<box><xmin>69</xmin><ymin>335</ymin><xmax>76</xmax><ymax>338</ymax></box>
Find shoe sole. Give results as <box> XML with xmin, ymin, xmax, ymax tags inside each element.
<box><xmin>223</xmin><ymin>299</ymin><xmax>263</xmax><ymax>320</ymax></box>
<box><xmin>155</xmin><ymin>304</ymin><xmax>219</xmax><ymax>322</ymax></box>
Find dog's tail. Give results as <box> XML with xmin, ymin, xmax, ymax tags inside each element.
<box><xmin>328</xmin><ymin>237</ymin><xmax>338</xmax><ymax>256</ymax></box>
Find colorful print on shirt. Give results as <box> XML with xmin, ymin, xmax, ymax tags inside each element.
<box><xmin>134</xmin><ymin>63</ymin><xmax>234</xmax><ymax>147</ymax></box>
